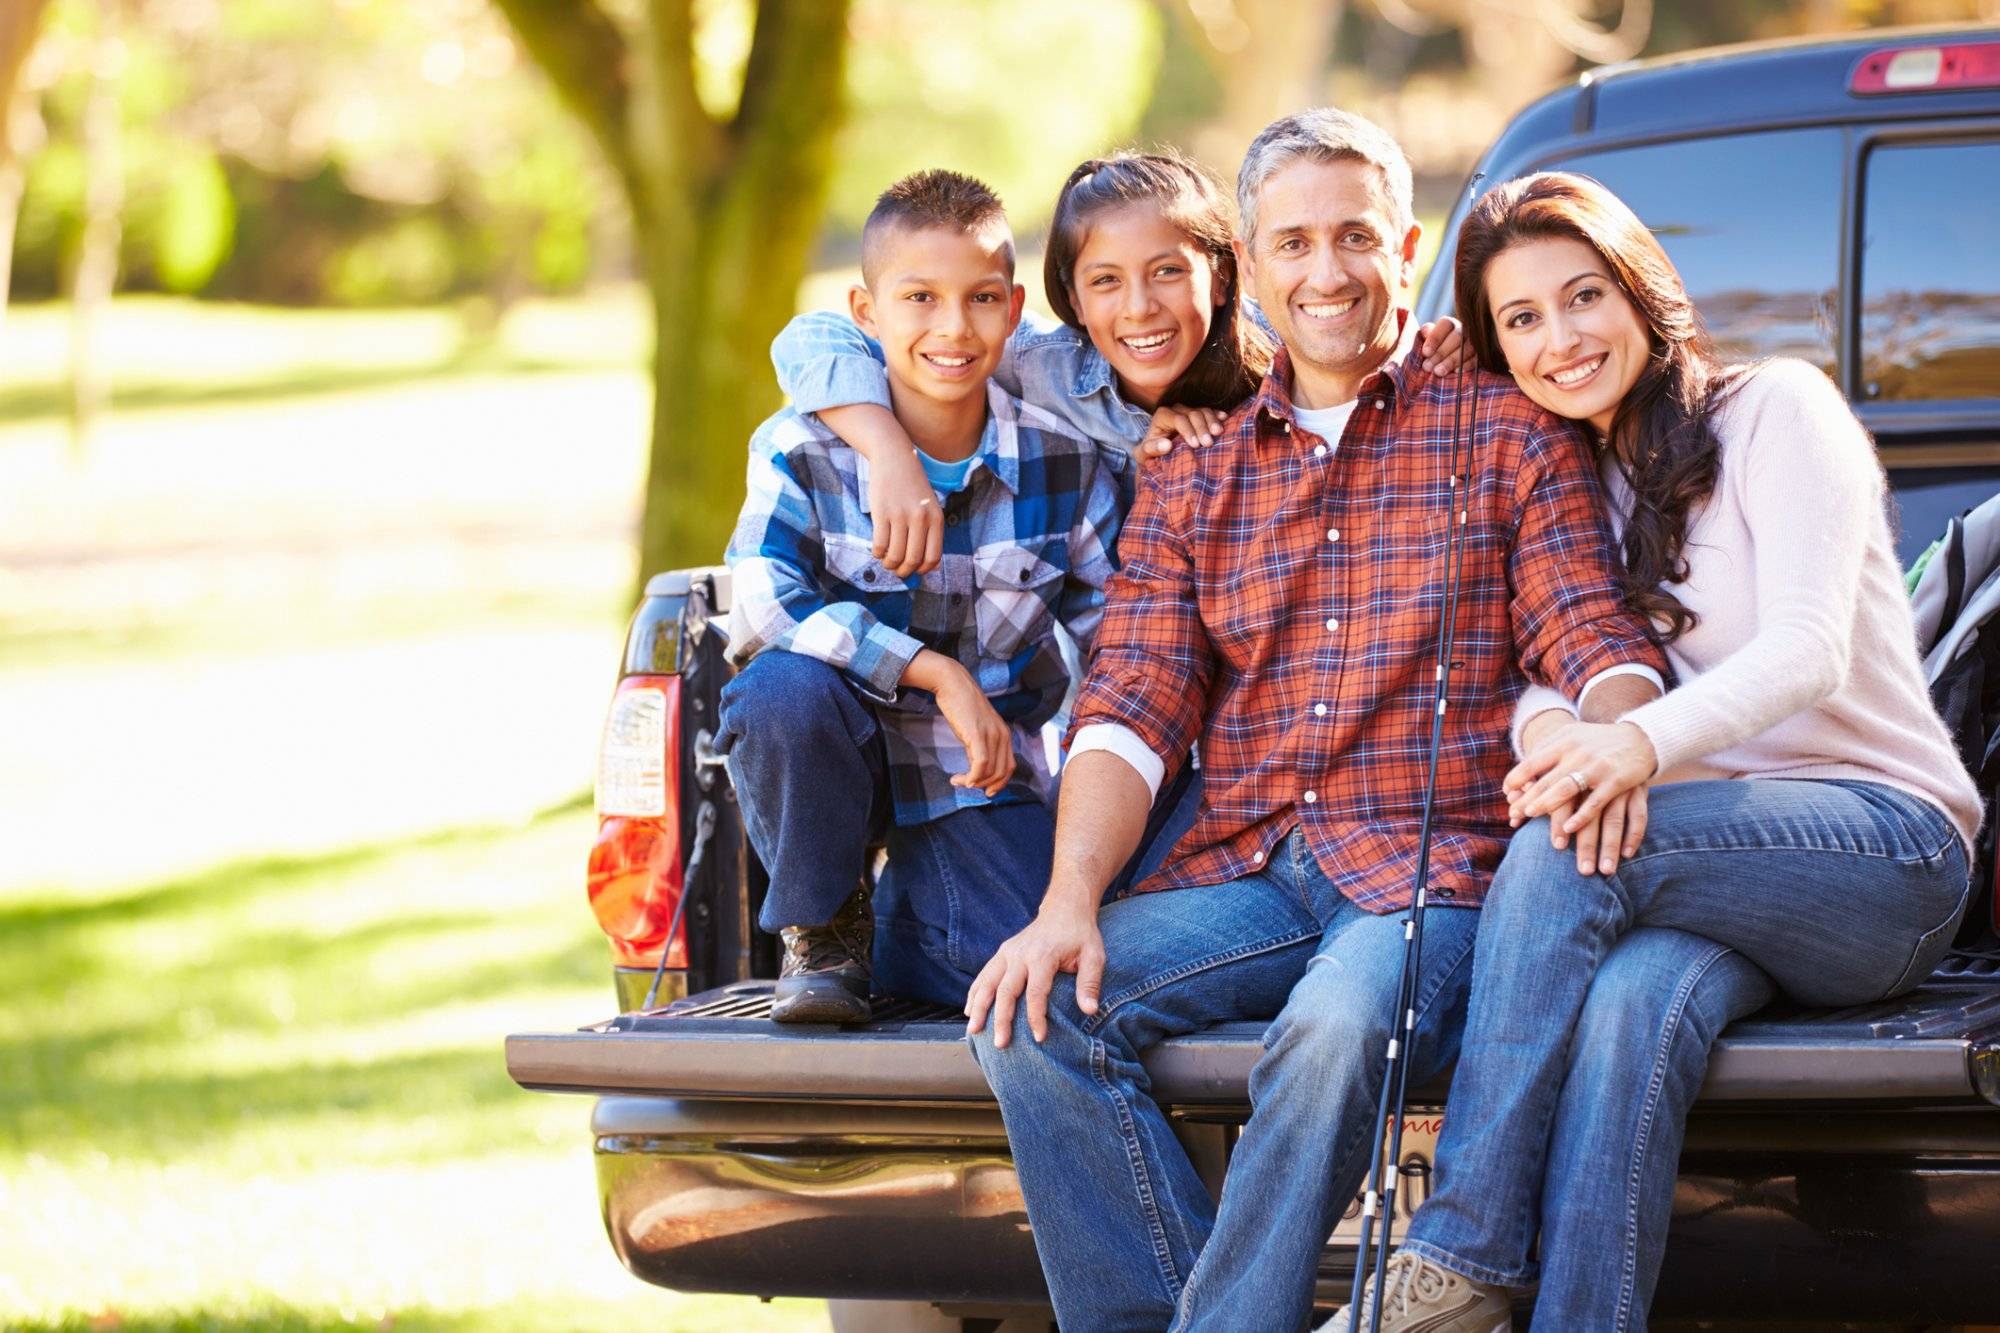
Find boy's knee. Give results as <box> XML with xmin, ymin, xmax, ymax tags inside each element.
<box><xmin>721</xmin><ymin>651</ymin><xmax>867</xmax><ymax>740</ymax></box>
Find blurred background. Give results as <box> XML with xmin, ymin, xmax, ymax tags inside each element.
<box><xmin>2</xmin><ymin>1</ymin><xmax>1994</xmax><ymax>1329</ymax></box>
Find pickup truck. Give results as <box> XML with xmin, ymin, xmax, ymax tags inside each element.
<box><xmin>508</xmin><ymin>26</ymin><xmax>2000</xmax><ymax>1329</ymax></box>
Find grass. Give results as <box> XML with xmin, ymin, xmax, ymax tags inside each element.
<box><xmin>0</xmin><ymin>293</ymin><xmax>829</xmax><ymax>1330</ymax></box>
<box><xmin>0</xmin><ymin>800</ymin><xmax>827</xmax><ymax>1330</ymax></box>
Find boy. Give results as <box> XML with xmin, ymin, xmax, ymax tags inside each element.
<box><xmin>719</xmin><ymin>170</ymin><xmax>1122</xmax><ymax>1023</ymax></box>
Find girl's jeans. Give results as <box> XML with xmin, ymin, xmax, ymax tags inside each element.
<box><xmin>1402</xmin><ymin>778</ymin><xmax>1970</xmax><ymax>1331</ymax></box>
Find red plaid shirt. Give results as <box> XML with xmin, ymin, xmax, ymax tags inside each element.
<box><xmin>1071</xmin><ymin>343</ymin><xmax>1666</xmax><ymax>911</ymax></box>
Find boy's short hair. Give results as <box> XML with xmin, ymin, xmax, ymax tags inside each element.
<box><xmin>861</xmin><ymin>169</ymin><xmax>1015</xmax><ymax>287</ymax></box>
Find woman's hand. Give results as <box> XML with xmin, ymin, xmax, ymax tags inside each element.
<box><xmin>1505</xmin><ymin>719</ymin><xmax>1659</xmax><ymax>840</ymax></box>
<box><xmin>1137</xmin><ymin>405</ymin><xmax>1227</xmax><ymax>462</ymax></box>
<box><xmin>1415</xmin><ymin>316</ymin><xmax>1472</xmax><ymax>375</ymax></box>
<box><xmin>868</xmin><ymin>446</ymin><xmax>943</xmax><ymax>576</ymax></box>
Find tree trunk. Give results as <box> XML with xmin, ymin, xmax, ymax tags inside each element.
<box><xmin>493</xmin><ymin>0</ymin><xmax>853</xmax><ymax>594</ymax></box>
<box><xmin>627</xmin><ymin>0</ymin><xmax>852</xmax><ymax>584</ymax></box>
<box><xmin>0</xmin><ymin>0</ymin><xmax>53</xmax><ymax>319</ymax></box>
<box><xmin>70</xmin><ymin>0</ymin><xmax>123</xmax><ymax>454</ymax></box>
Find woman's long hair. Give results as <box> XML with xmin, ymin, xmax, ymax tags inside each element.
<box><xmin>1044</xmin><ymin>151</ymin><xmax>1273</xmax><ymax>412</ymax></box>
<box><xmin>1455</xmin><ymin>171</ymin><xmax>1736</xmax><ymax>641</ymax></box>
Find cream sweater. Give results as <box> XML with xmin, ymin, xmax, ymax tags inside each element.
<box><xmin>1515</xmin><ymin>358</ymin><xmax>1982</xmax><ymax>853</ymax></box>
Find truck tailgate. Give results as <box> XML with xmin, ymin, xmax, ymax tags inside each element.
<box><xmin>509</xmin><ymin>958</ymin><xmax>2000</xmax><ymax>1107</ymax></box>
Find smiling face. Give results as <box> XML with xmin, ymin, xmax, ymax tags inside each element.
<box><xmin>1483</xmin><ymin>234</ymin><xmax>1653</xmax><ymax>437</ymax></box>
<box><xmin>851</xmin><ymin>221</ymin><xmax>1024</xmax><ymax>413</ymax></box>
<box><xmin>1066</xmin><ymin>202</ymin><xmax>1223</xmax><ymax>411</ymax></box>
<box><xmin>1236</xmin><ymin>156</ymin><xmax>1418</xmax><ymax>408</ymax></box>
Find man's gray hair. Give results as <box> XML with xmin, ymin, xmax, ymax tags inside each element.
<box><xmin>1235</xmin><ymin>108</ymin><xmax>1415</xmax><ymax>243</ymax></box>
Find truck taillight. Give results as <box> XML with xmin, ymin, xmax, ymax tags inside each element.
<box><xmin>1851</xmin><ymin>40</ymin><xmax>2000</xmax><ymax>94</ymax></box>
<box><xmin>589</xmin><ymin>674</ymin><xmax>688</xmax><ymax>969</ymax></box>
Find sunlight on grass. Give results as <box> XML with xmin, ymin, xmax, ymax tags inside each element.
<box><xmin>0</xmin><ymin>805</ymin><xmax>827</xmax><ymax>1330</ymax></box>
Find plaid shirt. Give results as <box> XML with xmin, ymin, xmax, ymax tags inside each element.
<box><xmin>1071</xmin><ymin>343</ymin><xmax>1667</xmax><ymax>910</ymax></box>
<box><xmin>728</xmin><ymin>382</ymin><xmax>1122</xmax><ymax>826</ymax></box>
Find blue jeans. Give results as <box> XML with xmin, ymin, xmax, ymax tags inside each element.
<box><xmin>1402</xmin><ymin>778</ymin><xmax>1971</xmax><ymax>1331</ymax></box>
<box><xmin>970</xmin><ymin>829</ymin><xmax>1480</xmax><ymax>1333</ymax></box>
<box><xmin>717</xmin><ymin>651</ymin><xmax>1205</xmax><ymax>1008</ymax></box>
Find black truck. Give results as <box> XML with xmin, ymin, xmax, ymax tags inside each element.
<box><xmin>508</xmin><ymin>26</ymin><xmax>2000</xmax><ymax>1329</ymax></box>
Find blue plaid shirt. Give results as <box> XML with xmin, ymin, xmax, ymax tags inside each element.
<box><xmin>726</xmin><ymin>382</ymin><xmax>1123</xmax><ymax>826</ymax></box>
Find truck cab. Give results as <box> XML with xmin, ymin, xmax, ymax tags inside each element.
<box><xmin>509</xmin><ymin>27</ymin><xmax>2000</xmax><ymax>1329</ymax></box>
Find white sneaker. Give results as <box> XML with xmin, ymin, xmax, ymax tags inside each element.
<box><xmin>1319</xmin><ymin>1250</ymin><xmax>1513</xmax><ymax>1333</ymax></box>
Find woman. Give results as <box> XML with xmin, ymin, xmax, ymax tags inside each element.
<box><xmin>1339</xmin><ymin>172</ymin><xmax>1981</xmax><ymax>1332</ymax></box>
<box><xmin>769</xmin><ymin>149</ymin><xmax>1465</xmax><ymax>573</ymax></box>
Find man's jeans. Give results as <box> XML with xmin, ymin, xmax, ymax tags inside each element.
<box><xmin>1402</xmin><ymin>778</ymin><xmax>1971</xmax><ymax>1331</ymax></box>
<box><xmin>716</xmin><ymin>650</ymin><xmax>1204</xmax><ymax>1008</ymax></box>
<box><xmin>969</xmin><ymin>829</ymin><xmax>1480</xmax><ymax>1332</ymax></box>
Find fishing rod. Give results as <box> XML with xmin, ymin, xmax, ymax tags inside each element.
<box><xmin>1346</xmin><ymin>209</ymin><xmax>1483</xmax><ymax>1331</ymax></box>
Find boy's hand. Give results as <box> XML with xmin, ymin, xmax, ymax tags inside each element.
<box><xmin>870</xmin><ymin>447</ymin><xmax>943</xmax><ymax>577</ymax></box>
<box><xmin>929</xmin><ymin>660</ymin><xmax>1016</xmax><ymax>797</ymax></box>
<box><xmin>1416</xmin><ymin>315</ymin><xmax>1472</xmax><ymax>375</ymax></box>
<box><xmin>1137</xmin><ymin>405</ymin><xmax>1226</xmax><ymax>462</ymax></box>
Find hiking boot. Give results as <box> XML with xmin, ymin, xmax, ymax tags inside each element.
<box><xmin>1320</xmin><ymin>1251</ymin><xmax>1513</xmax><ymax>1333</ymax></box>
<box><xmin>771</xmin><ymin>884</ymin><xmax>873</xmax><ymax>1023</ymax></box>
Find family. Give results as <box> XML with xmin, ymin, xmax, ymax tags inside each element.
<box><xmin>714</xmin><ymin>106</ymin><xmax>1979</xmax><ymax>1332</ymax></box>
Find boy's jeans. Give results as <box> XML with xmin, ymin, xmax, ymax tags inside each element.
<box><xmin>1402</xmin><ymin>778</ymin><xmax>1970</xmax><ymax>1331</ymax></box>
<box><xmin>970</xmin><ymin>828</ymin><xmax>1480</xmax><ymax>1333</ymax></box>
<box><xmin>716</xmin><ymin>650</ymin><xmax>1203</xmax><ymax>1008</ymax></box>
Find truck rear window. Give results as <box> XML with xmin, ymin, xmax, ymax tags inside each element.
<box><xmin>1553</xmin><ymin>128</ymin><xmax>1843</xmax><ymax>375</ymax></box>
<box><xmin>1860</xmin><ymin>138</ymin><xmax>2000</xmax><ymax>403</ymax></box>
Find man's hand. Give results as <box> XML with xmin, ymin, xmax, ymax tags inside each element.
<box><xmin>1137</xmin><ymin>404</ymin><xmax>1227</xmax><ymax>462</ymax></box>
<box><xmin>868</xmin><ymin>445</ymin><xmax>944</xmax><ymax>577</ymax></box>
<box><xmin>908</xmin><ymin>652</ymin><xmax>1015</xmax><ymax>796</ymax></box>
<box><xmin>965</xmin><ymin>901</ymin><xmax>1105</xmax><ymax>1047</ymax></box>
<box><xmin>1415</xmin><ymin>316</ymin><xmax>1471</xmax><ymax>375</ymax></box>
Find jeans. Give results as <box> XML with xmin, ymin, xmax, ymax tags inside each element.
<box><xmin>717</xmin><ymin>650</ymin><xmax>1206</xmax><ymax>1008</ymax></box>
<box><xmin>970</xmin><ymin>829</ymin><xmax>1480</xmax><ymax>1333</ymax></box>
<box><xmin>716</xmin><ymin>650</ymin><xmax>1048</xmax><ymax>1007</ymax></box>
<box><xmin>1402</xmin><ymin>778</ymin><xmax>1971</xmax><ymax>1331</ymax></box>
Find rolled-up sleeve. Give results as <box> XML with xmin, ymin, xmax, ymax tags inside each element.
<box><xmin>1507</xmin><ymin>420</ymin><xmax>1668</xmax><ymax>696</ymax></box>
<box><xmin>769</xmin><ymin>311</ymin><xmax>894</xmax><ymax>418</ymax></box>
<box><xmin>1066</xmin><ymin>453</ymin><xmax>1212</xmax><ymax>783</ymax></box>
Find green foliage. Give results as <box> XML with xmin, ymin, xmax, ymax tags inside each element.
<box><xmin>13</xmin><ymin>0</ymin><xmax>618</xmax><ymax>305</ymax></box>
<box><xmin>832</xmin><ymin>0</ymin><xmax>1164</xmax><ymax>235</ymax></box>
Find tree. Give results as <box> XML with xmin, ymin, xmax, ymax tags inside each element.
<box><xmin>493</xmin><ymin>0</ymin><xmax>851</xmax><ymax>587</ymax></box>
<box><xmin>0</xmin><ymin>0</ymin><xmax>53</xmax><ymax>317</ymax></box>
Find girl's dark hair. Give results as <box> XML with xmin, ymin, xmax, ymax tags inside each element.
<box><xmin>1043</xmin><ymin>151</ymin><xmax>1273</xmax><ymax>412</ymax></box>
<box><xmin>1455</xmin><ymin>171</ymin><xmax>1738</xmax><ymax>641</ymax></box>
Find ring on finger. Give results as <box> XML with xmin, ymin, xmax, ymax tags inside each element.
<box><xmin>1568</xmin><ymin>770</ymin><xmax>1590</xmax><ymax>796</ymax></box>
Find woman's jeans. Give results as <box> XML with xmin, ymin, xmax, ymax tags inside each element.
<box><xmin>1402</xmin><ymin>778</ymin><xmax>1971</xmax><ymax>1331</ymax></box>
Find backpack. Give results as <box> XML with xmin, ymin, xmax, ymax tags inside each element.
<box><xmin>1907</xmin><ymin>491</ymin><xmax>2000</xmax><ymax>951</ymax></box>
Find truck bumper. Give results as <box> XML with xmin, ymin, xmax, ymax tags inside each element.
<box><xmin>593</xmin><ymin>1095</ymin><xmax>2000</xmax><ymax>1321</ymax></box>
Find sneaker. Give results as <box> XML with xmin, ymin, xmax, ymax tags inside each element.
<box><xmin>1320</xmin><ymin>1251</ymin><xmax>1513</xmax><ymax>1333</ymax></box>
<box><xmin>771</xmin><ymin>883</ymin><xmax>873</xmax><ymax>1023</ymax></box>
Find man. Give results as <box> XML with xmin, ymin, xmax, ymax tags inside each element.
<box><xmin>963</xmin><ymin>109</ymin><xmax>1667</xmax><ymax>1331</ymax></box>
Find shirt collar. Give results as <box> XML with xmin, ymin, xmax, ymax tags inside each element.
<box><xmin>1253</xmin><ymin>308</ymin><xmax>1427</xmax><ymax>436</ymax></box>
<box><xmin>853</xmin><ymin>382</ymin><xmax>1019</xmax><ymax>514</ymax></box>
<box><xmin>1071</xmin><ymin>346</ymin><xmax>1117</xmax><ymax>401</ymax></box>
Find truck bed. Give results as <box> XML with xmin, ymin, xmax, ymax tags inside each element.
<box><xmin>510</xmin><ymin>955</ymin><xmax>2000</xmax><ymax>1110</ymax></box>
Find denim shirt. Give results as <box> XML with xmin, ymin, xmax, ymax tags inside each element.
<box><xmin>771</xmin><ymin>310</ymin><xmax>1150</xmax><ymax>509</ymax></box>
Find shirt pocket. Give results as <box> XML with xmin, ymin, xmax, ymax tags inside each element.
<box><xmin>972</xmin><ymin>537</ymin><xmax>1065</xmax><ymax>660</ymax></box>
<box><xmin>822</xmin><ymin>532</ymin><xmax>904</xmax><ymax>599</ymax></box>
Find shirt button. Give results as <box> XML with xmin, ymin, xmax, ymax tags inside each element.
<box><xmin>1277</xmin><ymin>420</ymin><xmax>1291</xmax><ymax>433</ymax></box>
<box><xmin>1325</xmin><ymin>617</ymin><xmax>1339</xmax><ymax>632</ymax></box>
<box><xmin>1314</xmin><ymin>444</ymin><xmax>1328</xmax><ymax>457</ymax></box>
<box><xmin>1374</xmin><ymin>399</ymin><xmax>1386</xmax><ymax>410</ymax></box>
<box><xmin>1304</xmin><ymin>790</ymin><xmax>1318</xmax><ymax>804</ymax></box>
<box><xmin>1326</xmin><ymin>528</ymin><xmax>1340</xmax><ymax>542</ymax></box>
<box><xmin>1251</xmin><ymin>850</ymin><xmax>1265</xmax><ymax>864</ymax></box>
<box><xmin>1314</xmin><ymin>703</ymin><xmax>1328</xmax><ymax>717</ymax></box>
